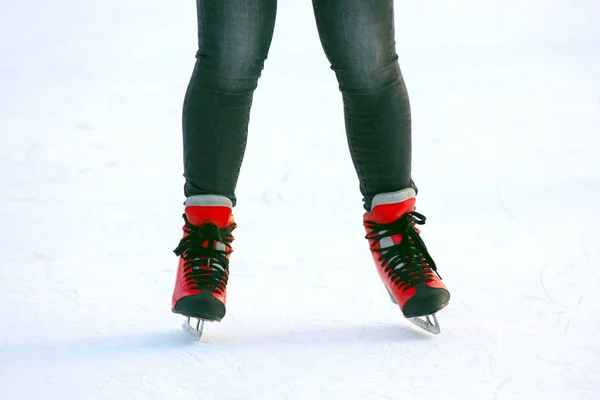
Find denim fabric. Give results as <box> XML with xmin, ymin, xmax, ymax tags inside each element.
<box><xmin>183</xmin><ymin>0</ymin><xmax>415</xmax><ymax>211</ymax></box>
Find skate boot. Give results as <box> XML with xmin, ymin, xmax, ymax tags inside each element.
<box><xmin>171</xmin><ymin>195</ymin><xmax>236</xmax><ymax>339</ymax></box>
<box><xmin>363</xmin><ymin>188</ymin><xmax>450</xmax><ymax>334</ymax></box>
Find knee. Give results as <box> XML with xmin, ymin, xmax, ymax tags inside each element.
<box><xmin>328</xmin><ymin>39</ymin><xmax>402</xmax><ymax>95</ymax></box>
<box><xmin>193</xmin><ymin>38</ymin><xmax>270</xmax><ymax>95</ymax></box>
<box><xmin>334</xmin><ymin>54</ymin><xmax>402</xmax><ymax>95</ymax></box>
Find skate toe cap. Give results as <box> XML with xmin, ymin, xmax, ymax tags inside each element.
<box><xmin>173</xmin><ymin>291</ymin><xmax>226</xmax><ymax>321</ymax></box>
<box><xmin>402</xmin><ymin>285</ymin><xmax>450</xmax><ymax>318</ymax></box>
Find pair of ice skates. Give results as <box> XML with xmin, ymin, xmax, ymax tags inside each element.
<box><xmin>171</xmin><ymin>188</ymin><xmax>450</xmax><ymax>339</ymax></box>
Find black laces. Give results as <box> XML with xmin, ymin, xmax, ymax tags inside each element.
<box><xmin>365</xmin><ymin>211</ymin><xmax>440</xmax><ymax>290</ymax></box>
<box><xmin>173</xmin><ymin>214</ymin><xmax>236</xmax><ymax>294</ymax></box>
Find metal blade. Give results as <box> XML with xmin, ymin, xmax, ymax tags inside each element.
<box><xmin>182</xmin><ymin>317</ymin><xmax>205</xmax><ymax>341</ymax></box>
<box><xmin>407</xmin><ymin>313</ymin><xmax>441</xmax><ymax>334</ymax></box>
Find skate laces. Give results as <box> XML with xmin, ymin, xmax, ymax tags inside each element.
<box><xmin>173</xmin><ymin>214</ymin><xmax>236</xmax><ymax>294</ymax></box>
<box><xmin>365</xmin><ymin>211</ymin><xmax>440</xmax><ymax>290</ymax></box>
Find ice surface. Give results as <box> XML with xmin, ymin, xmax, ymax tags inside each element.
<box><xmin>1</xmin><ymin>1</ymin><xmax>599</xmax><ymax>399</ymax></box>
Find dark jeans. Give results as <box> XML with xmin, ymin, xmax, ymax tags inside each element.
<box><xmin>182</xmin><ymin>0</ymin><xmax>415</xmax><ymax>211</ymax></box>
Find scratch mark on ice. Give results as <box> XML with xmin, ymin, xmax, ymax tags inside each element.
<box><xmin>539</xmin><ymin>261</ymin><xmax>556</xmax><ymax>305</ymax></box>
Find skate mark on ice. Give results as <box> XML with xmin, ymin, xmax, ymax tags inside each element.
<box><xmin>539</xmin><ymin>261</ymin><xmax>557</xmax><ymax>305</ymax></box>
<box><xmin>357</xmin><ymin>299</ymin><xmax>372</xmax><ymax>339</ymax></box>
<box><xmin>495</xmin><ymin>183</ymin><xmax>535</xmax><ymax>237</ymax></box>
<box><xmin>562</xmin><ymin>314</ymin><xmax>572</xmax><ymax>335</ymax></box>
<box><xmin>234</xmin><ymin>359</ymin><xmax>256</xmax><ymax>384</ymax></box>
<box><xmin>463</xmin><ymin>325</ymin><xmax>495</xmax><ymax>374</ymax></box>
<box><xmin>574</xmin><ymin>229</ymin><xmax>595</xmax><ymax>310</ymax></box>
<box><xmin>495</xmin><ymin>183</ymin><xmax>517</xmax><ymax>221</ymax></box>
<box><xmin>538</xmin><ymin>228</ymin><xmax>596</xmax><ymax>335</ymax></box>
<box><xmin>492</xmin><ymin>377</ymin><xmax>513</xmax><ymax>400</ymax></box>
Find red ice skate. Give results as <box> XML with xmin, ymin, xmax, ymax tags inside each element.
<box><xmin>363</xmin><ymin>188</ymin><xmax>450</xmax><ymax>333</ymax></box>
<box><xmin>171</xmin><ymin>195</ymin><xmax>236</xmax><ymax>339</ymax></box>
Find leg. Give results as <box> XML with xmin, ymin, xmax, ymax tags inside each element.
<box><xmin>173</xmin><ymin>0</ymin><xmax>277</xmax><ymax>339</ymax></box>
<box><xmin>183</xmin><ymin>0</ymin><xmax>278</xmax><ymax>206</ymax></box>
<box><xmin>313</xmin><ymin>0</ymin><xmax>450</xmax><ymax>332</ymax></box>
<box><xmin>312</xmin><ymin>0</ymin><xmax>414</xmax><ymax>211</ymax></box>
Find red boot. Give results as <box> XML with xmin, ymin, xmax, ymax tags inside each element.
<box><xmin>171</xmin><ymin>195</ymin><xmax>236</xmax><ymax>322</ymax></box>
<box><xmin>364</xmin><ymin>188</ymin><xmax>450</xmax><ymax>321</ymax></box>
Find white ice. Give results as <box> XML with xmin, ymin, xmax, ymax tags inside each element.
<box><xmin>1</xmin><ymin>1</ymin><xmax>599</xmax><ymax>399</ymax></box>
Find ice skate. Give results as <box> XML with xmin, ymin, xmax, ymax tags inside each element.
<box><xmin>363</xmin><ymin>188</ymin><xmax>450</xmax><ymax>334</ymax></box>
<box><xmin>171</xmin><ymin>195</ymin><xmax>236</xmax><ymax>340</ymax></box>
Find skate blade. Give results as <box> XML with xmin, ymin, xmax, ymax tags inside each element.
<box><xmin>182</xmin><ymin>317</ymin><xmax>205</xmax><ymax>341</ymax></box>
<box><xmin>407</xmin><ymin>314</ymin><xmax>441</xmax><ymax>334</ymax></box>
